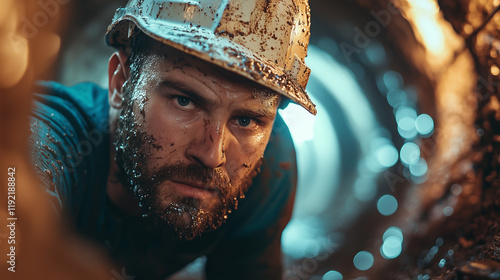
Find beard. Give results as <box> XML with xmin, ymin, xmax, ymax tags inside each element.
<box><xmin>113</xmin><ymin>87</ymin><xmax>261</xmax><ymax>240</ymax></box>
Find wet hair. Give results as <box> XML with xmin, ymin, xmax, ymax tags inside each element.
<box><xmin>125</xmin><ymin>31</ymin><xmax>160</xmax><ymax>90</ymax></box>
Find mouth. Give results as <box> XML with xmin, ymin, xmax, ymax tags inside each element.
<box><xmin>169</xmin><ymin>179</ymin><xmax>217</xmax><ymax>200</ymax></box>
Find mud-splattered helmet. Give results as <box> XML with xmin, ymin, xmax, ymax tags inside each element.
<box><xmin>105</xmin><ymin>0</ymin><xmax>316</xmax><ymax>115</ymax></box>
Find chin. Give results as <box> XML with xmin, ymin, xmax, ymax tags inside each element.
<box><xmin>118</xmin><ymin>153</ymin><xmax>263</xmax><ymax>240</ymax></box>
<box><xmin>146</xmin><ymin>196</ymin><xmax>227</xmax><ymax>241</ymax></box>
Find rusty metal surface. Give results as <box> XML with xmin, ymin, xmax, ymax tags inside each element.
<box><xmin>364</xmin><ymin>0</ymin><xmax>500</xmax><ymax>279</ymax></box>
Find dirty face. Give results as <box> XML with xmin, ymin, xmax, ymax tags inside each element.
<box><xmin>114</xmin><ymin>45</ymin><xmax>280</xmax><ymax>240</ymax></box>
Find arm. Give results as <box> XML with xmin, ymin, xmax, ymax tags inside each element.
<box><xmin>28</xmin><ymin>94</ymin><xmax>78</xmax><ymax>216</ymax></box>
<box><xmin>28</xmin><ymin>82</ymin><xmax>110</xmax><ymax>221</ymax></box>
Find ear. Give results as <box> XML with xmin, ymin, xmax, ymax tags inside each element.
<box><xmin>108</xmin><ymin>51</ymin><xmax>130</xmax><ymax>109</ymax></box>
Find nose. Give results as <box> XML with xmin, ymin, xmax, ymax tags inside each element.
<box><xmin>186</xmin><ymin>121</ymin><xmax>227</xmax><ymax>169</ymax></box>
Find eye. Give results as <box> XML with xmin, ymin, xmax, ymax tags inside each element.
<box><xmin>176</xmin><ymin>96</ymin><xmax>192</xmax><ymax>107</ymax></box>
<box><xmin>237</xmin><ymin>116</ymin><xmax>255</xmax><ymax>128</ymax></box>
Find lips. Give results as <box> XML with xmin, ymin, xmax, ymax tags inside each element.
<box><xmin>169</xmin><ymin>179</ymin><xmax>216</xmax><ymax>199</ymax></box>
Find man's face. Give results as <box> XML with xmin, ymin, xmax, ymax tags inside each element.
<box><xmin>114</xmin><ymin>45</ymin><xmax>280</xmax><ymax>240</ymax></box>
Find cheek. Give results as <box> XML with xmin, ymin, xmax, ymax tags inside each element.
<box><xmin>144</xmin><ymin>98</ymin><xmax>174</xmax><ymax>137</ymax></box>
<box><xmin>141</xmin><ymin>96</ymin><xmax>196</xmax><ymax>162</ymax></box>
<box><xmin>144</xmin><ymin>94</ymin><xmax>200</xmax><ymax>131</ymax></box>
<box><xmin>226</xmin><ymin>130</ymin><xmax>271</xmax><ymax>178</ymax></box>
<box><xmin>145</xmin><ymin>94</ymin><xmax>209</xmax><ymax>164</ymax></box>
<box><xmin>243</xmin><ymin>134</ymin><xmax>268</xmax><ymax>157</ymax></box>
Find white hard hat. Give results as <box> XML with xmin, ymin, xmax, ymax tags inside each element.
<box><xmin>105</xmin><ymin>0</ymin><xmax>316</xmax><ymax>115</ymax></box>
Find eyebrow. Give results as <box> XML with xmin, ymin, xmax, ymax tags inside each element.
<box><xmin>158</xmin><ymin>80</ymin><xmax>218</xmax><ymax>108</ymax></box>
<box><xmin>158</xmin><ymin>78</ymin><xmax>278</xmax><ymax>118</ymax></box>
<box><xmin>233</xmin><ymin>108</ymin><xmax>276</xmax><ymax>119</ymax></box>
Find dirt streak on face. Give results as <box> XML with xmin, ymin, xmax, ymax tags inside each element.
<box><xmin>114</xmin><ymin>43</ymin><xmax>278</xmax><ymax>240</ymax></box>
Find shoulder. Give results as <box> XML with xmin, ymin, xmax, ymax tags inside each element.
<box><xmin>30</xmin><ymin>81</ymin><xmax>110</xmax><ymax>170</ymax></box>
<box><xmin>32</xmin><ymin>81</ymin><xmax>109</xmax><ymax>130</ymax></box>
<box><xmin>28</xmin><ymin>81</ymin><xmax>111</xmax><ymax>215</ymax></box>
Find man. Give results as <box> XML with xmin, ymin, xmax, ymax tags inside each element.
<box><xmin>29</xmin><ymin>0</ymin><xmax>316</xmax><ymax>279</ymax></box>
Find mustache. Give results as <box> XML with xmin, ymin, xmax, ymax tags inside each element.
<box><xmin>152</xmin><ymin>163</ymin><xmax>231</xmax><ymax>195</ymax></box>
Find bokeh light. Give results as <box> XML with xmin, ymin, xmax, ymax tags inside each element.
<box><xmin>380</xmin><ymin>236</ymin><xmax>403</xmax><ymax>259</ymax></box>
<box><xmin>443</xmin><ymin>206</ymin><xmax>454</xmax><ymax>216</ymax></box>
<box><xmin>415</xmin><ymin>114</ymin><xmax>434</xmax><ymax>136</ymax></box>
<box><xmin>366</xmin><ymin>137</ymin><xmax>399</xmax><ymax>172</ymax></box>
<box><xmin>409</xmin><ymin>158</ymin><xmax>428</xmax><ymax>177</ymax></box>
<box><xmin>383</xmin><ymin>226</ymin><xmax>403</xmax><ymax>243</ymax></box>
<box><xmin>377</xmin><ymin>195</ymin><xmax>398</xmax><ymax>216</ymax></box>
<box><xmin>323</xmin><ymin>270</ymin><xmax>343</xmax><ymax>280</ymax></box>
<box><xmin>396</xmin><ymin>106</ymin><xmax>418</xmax><ymax>139</ymax></box>
<box><xmin>400</xmin><ymin>142</ymin><xmax>420</xmax><ymax>166</ymax></box>
<box><xmin>398</xmin><ymin>117</ymin><xmax>418</xmax><ymax>139</ymax></box>
<box><xmin>375</xmin><ymin>144</ymin><xmax>399</xmax><ymax>168</ymax></box>
<box><xmin>353</xmin><ymin>251</ymin><xmax>374</xmax><ymax>271</ymax></box>
<box><xmin>491</xmin><ymin>65</ymin><xmax>499</xmax><ymax>76</ymax></box>
<box><xmin>383</xmin><ymin>71</ymin><xmax>404</xmax><ymax>91</ymax></box>
<box><xmin>364</xmin><ymin>42</ymin><xmax>387</xmax><ymax>66</ymax></box>
<box><xmin>387</xmin><ymin>89</ymin><xmax>407</xmax><ymax>108</ymax></box>
<box><xmin>396</xmin><ymin>106</ymin><xmax>418</xmax><ymax>122</ymax></box>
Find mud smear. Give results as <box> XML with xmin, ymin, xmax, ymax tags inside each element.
<box><xmin>278</xmin><ymin>161</ymin><xmax>291</xmax><ymax>170</ymax></box>
<box><xmin>114</xmin><ymin>77</ymin><xmax>264</xmax><ymax>241</ymax></box>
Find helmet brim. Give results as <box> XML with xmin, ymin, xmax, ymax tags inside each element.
<box><xmin>105</xmin><ymin>15</ymin><xmax>317</xmax><ymax>115</ymax></box>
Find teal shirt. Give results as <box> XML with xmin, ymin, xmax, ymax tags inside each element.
<box><xmin>29</xmin><ymin>81</ymin><xmax>297</xmax><ymax>279</ymax></box>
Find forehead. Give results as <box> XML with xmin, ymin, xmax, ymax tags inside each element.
<box><xmin>136</xmin><ymin>42</ymin><xmax>280</xmax><ymax>103</ymax></box>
